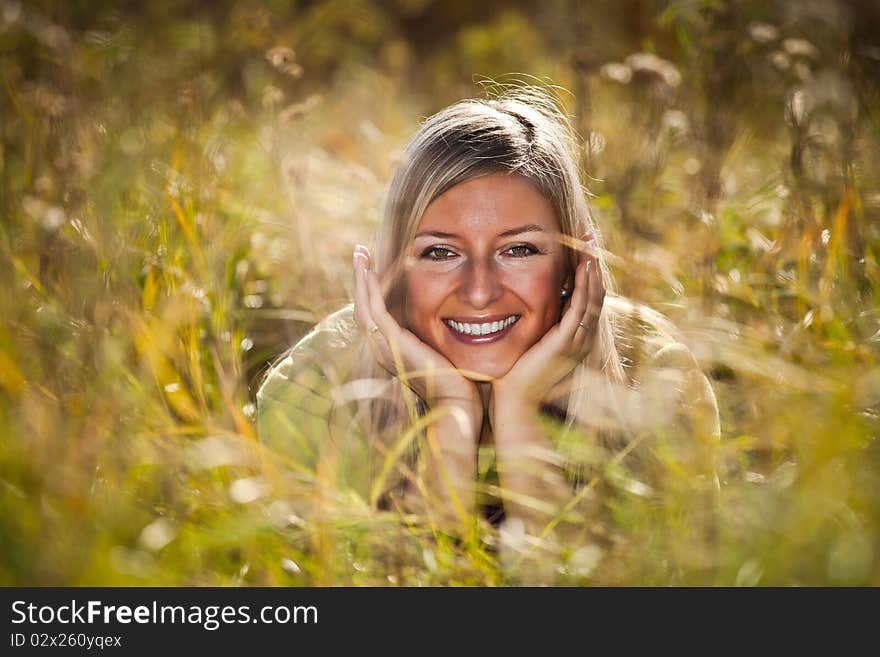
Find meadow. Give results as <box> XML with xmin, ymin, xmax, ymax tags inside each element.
<box><xmin>1</xmin><ymin>0</ymin><xmax>878</xmax><ymax>585</ymax></box>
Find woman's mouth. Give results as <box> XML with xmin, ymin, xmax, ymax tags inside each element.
<box><xmin>443</xmin><ymin>315</ymin><xmax>520</xmax><ymax>344</ymax></box>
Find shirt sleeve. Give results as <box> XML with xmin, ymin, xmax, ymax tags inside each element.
<box><xmin>645</xmin><ymin>340</ymin><xmax>721</xmax><ymax>474</ymax></box>
<box><xmin>256</xmin><ymin>329</ymin><xmax>374</xmax><ymax>500</ymax></box>
<box><xmin>607</xmin><ymin>300</ymin><xmax>722</xmax><ymax>487</ymax></box>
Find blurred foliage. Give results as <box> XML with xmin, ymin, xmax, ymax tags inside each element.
<box><xmin>1</xmin><ymin>0</ymin><xmax>879</xmax><ymax>585</ymax></box>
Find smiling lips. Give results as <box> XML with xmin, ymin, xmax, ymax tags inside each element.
<box><xmin>443</xmin><ymin>315</ymin><xmax>520</xmax><ymax>344</ymax></box>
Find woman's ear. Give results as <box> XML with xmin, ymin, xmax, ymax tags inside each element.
<box><xmin>559</xmin><ymin>261</ymin><xmax>575</xmax><ymax>300</ymax></box>
<box><xmin>561</xmin><ymin>271</ymin><xmax>573</xmax><ymax>296</ymax></box>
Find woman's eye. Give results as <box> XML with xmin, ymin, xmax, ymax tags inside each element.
<box><xmin>504</xmin><ymin>244</ymin><xmax>539</xmax><ymax>257</ymax></box>
<box><xmin>421</xmin><ymin>246</ymin><xmax>456</xmax><ymax>260</ymax></box>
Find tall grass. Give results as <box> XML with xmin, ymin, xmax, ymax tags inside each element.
<box><xmin>1</xmin><ymin>1</ymin><xmax>878</xmax><ymax>585</ymax></box>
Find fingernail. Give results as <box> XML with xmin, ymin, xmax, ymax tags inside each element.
<box><xmin>585</xmin><ymin>259</ymin><xmax>591</xmax><ymax>276</ymax></box>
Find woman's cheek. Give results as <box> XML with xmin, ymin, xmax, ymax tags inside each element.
<box><xmin>404</xmin><ymin>273</ymin><xmax>448</xmax><ymax>333</ymax></box>
<box><xmin>508</xmin><ymin>268</ymin><xmax>560</xmax><ymax>316</ymax></box>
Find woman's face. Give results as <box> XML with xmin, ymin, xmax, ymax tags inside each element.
<box><xmin>404</xmin><ymin>172</ymin><xmax>568</xmax><ymax>380</ymax></box>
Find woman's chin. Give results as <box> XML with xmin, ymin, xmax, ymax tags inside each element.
<box><xmin>452</xmin><ymin>359</ymin><xmax>514</xmax><ymax>382</ymax></box>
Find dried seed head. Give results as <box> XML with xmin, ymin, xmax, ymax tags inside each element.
<box><xmin>266</xmin><ymin>46</ymin><xmax>303</xmax><ymax>78</ymax></box>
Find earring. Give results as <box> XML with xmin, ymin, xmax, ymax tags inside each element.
<box><xmin>561</xmin><ymin>287</ymin><xmax>570</xmax><ymax>298</ymax></box>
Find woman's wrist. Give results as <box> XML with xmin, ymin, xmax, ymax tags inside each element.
<box><xmin>421</xmin><ymin>385</ymin><xmax>482</xmax><ymax>449</ymax></box>
<box><xmin>428</xmin><ymin>391</ymin><xmax>480</xmax><ymax>408</ymax></box>
<box><xmin>425</xmin><ymin>384</ymin><xmax>482</xmax><ymax>418</ymax></box>
<box><xmin>490</xmin><ymin>380</ymin><xmax>541</xmax><ymax>420</ymax></box>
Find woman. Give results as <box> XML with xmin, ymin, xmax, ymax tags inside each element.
<box><xmin>257</xmin><ymin>86</ymin><xmax>720</xmax><ymax>552</ymax></box>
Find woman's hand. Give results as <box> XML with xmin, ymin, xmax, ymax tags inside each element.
<box><xmin>492</xmin><ymin>235</ymin><xmax>605</xmax><ymax>410</ymax></box>
<box><xmin>352</xmin><ymin>245</ymin><xmax>481</xmax><ymax>414</ymax></box>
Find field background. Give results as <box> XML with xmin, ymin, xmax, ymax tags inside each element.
<box><xmin>1</xmin><ymin>0</ymin><xmax>879</xmax><ymax>585</ymax></box>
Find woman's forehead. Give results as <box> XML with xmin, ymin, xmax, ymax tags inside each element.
<box><xmin>415</xmin><ymin>173</ymin><xmax>560</xmax><ymax>236</ymax></box>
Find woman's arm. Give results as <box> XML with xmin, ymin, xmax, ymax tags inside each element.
<box><xmin>415</xmin><ymin>398</ymin><xmax>482</xmax><ymax>527</ymax></box>
<box><xmin>353</xmin><ymin>246</ymin><xmax>483</xmax><ymax>530</ymax></box>
<box><xmin>489</xmin><ymin>242</ymin><xmax>602</xmax><ymax>537</ymax></box>
<box><xmin>256</xmin><ymin>338</ymin><xmax>374</xmax><ymax>498</ymax></box>
<box><xmin>489</xmin><ymin>390</ymin><xmax>576</xmax><ymax>536</ymax></box>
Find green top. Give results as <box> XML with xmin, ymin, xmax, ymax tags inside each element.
<box><xmin>256</xmin><ymin>299</ymin><xmax>721</xmax><ymax>510</ymax></box>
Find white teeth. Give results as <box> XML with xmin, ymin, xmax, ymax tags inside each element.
<box><xmin>446</xmin><ymin>316</ymin><xmax>518</xmax><ymax>337</ymax></box>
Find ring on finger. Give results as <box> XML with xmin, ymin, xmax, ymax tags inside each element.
<box><xmin>368</xmin><ymin>324</ymin><xmax>380</xmax><ymax>335</ymax></box>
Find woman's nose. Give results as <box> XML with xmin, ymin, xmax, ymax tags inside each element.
<box><xmin>458</xmin><ymin>258</ymin><xmax>502</xmax><ymax>309</ymax></box>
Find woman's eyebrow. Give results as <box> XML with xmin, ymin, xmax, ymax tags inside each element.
<box><xmin>497</xmin><ymin>224</ymin><xmax>548</xmax><ymax>238</ymax></box>
<box><xmin>413</xmin><ymin>224</ymin><xmax>549</xmax><ymax>240</ymax></box>
<box><xmin>414</xmin><ymin>230</ymin><xmax>459</xmax><ymax>239</ymax></box>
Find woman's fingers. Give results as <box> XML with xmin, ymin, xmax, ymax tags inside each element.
<box><xmin>577</xmin><ymin>251</ymin><xmax>605</xmax><ymax>355</ymax></box>
<box><xmin>558</xmin><ymin>233</ymin><xmax>604</xmax><ymax>357</ymax></box>
<box><xmin>353</xmin><ymin>247</ymin><xmax>431</xmax><ymax>365</ymax></box>
<box><xmin>358</xmin><ymin>255</ymin><xmax>420</xmax><ymax>372</ymax></box>
<box><xmin>352</xmin><ymin>245</ymin><xmax>377</xmax><ymax>332</ymax></box>
<box><xmin>559</xmin><ymin>252</ymin><xmax>590</xmax><ymax>342</ymax></box>
<box><xmin>364</xmin><ymin>268</ymin><xmax>402</xmax><ymax>341</ymax></box>
<box><xmin>353</xmin><ymin>246</ymin><xmax>399</xmax><ymax>374</ymax></box>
